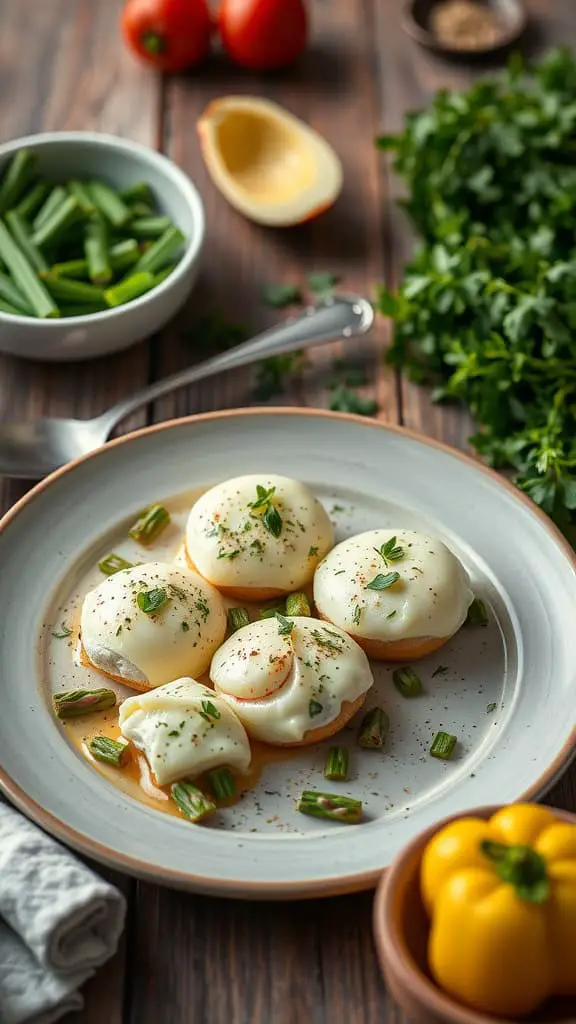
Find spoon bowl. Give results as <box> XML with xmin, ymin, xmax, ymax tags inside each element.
<box><xmin>0</xmin><ymin>295</ymin><xmax>374</xmax><ymax>479</ymax></box>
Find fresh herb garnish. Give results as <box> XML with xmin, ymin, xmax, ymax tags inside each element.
<box><xmin>311</xmin><ymin>628</ymin><xmax>343</xmax><ymax>652</ymax></box>
<box><xmin>329</xmin><ymin>385</ymin><xmax>379</xmax><ymax>417</ymax></box>
<box><xmin>253</xmin><ymin>351</ymin><xmax>306</xmax><ymax>401</ymax></box>
<box><xmin>217</xmin><ymin>549</ymin><xmax>241</xmax><ymax>560</ymax></box>
<box><xmin>432</xmin><ymin>665</ymin><xmax>449</xmax><ymax>677</ymax></box>
<box><xmin>309</xmin><ymin>698</ymin><xmax>323</xmax><ymax>717</ymax></box>
<box><xmin>308</xmin><ymin>545</ymin><xmax>319</xmax><ymax>557</ymax></box>
<box><xmin>249</xmin><ymin>484</ymin><xmax>283</xmax><ymax>538</ymax></box>
<box><xmin>261</xmin><ymin>282</ymin><xmax>302</xmax><ymax>308</ymax></box>
<box><xmin>376</xmin><ymin>48</ymin><xmax>576</xmax><ymax>539</ymax></box>
<box><xmin>308</xmin><ymin>271</ymin><xmax>339</xmax><ymax>297</ymax></box>
<box><xmin>249</xmin><ymin>484</ymin><xmax>276</xmax><ymax>510</ymax></box>
<box><xmin>386</xmin><ymin>609</ymin><xmax>397</xmax><ymax>619</ymax></box>
<box><xmin>275</xmin><ymin>612</ymin><xmax>294</xmax><ymax>636</ymax></box>
<box><xmin>168</xmin><ymin>583</ymin><xmax>187</xmax><ymax>601</ymax></box>
<box><xmin>137</xmin><ymin>588</ymin><xmax>168</xmax><ymax>615</ymax></box>
<box><xmin>375</xmin><ymin>536</ymin><xmax>404</xmax><ymax>564</ymax></box>
<box><xmin>199</xmin><ymin>699</ymin><xmax>221</xmax><ymax>723</ymax></box>
<box><xmin>352</xmin><ymin>605</ymin><xmax>362</xmax><ymax>625</ymax></box>
<box><xmin>263</xmin><ymin>503</ymin><xmax>282</xmax><ymax>538</ymax></box>
<box><xmin>181</xmin><ymin>621</ymin><xmax>190</xmax><ymax>632</ymax></box>
<box><xmin>366</xmin><ymin>571</ymin><xmax>401</xmax><ymax>591</ymax></box>
<box><xmin>52</xmin><ymin>622</ymin><xmax>72</xmax><ymax>639</ymax></box>
<box><xmin>486</xmin><ymin>702</ymin><xmax>497</xmax><ymax>713</ymax></box>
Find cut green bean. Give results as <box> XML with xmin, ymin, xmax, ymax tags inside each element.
<box><xmin>40</xmin><ymin>273</ymin><xmax>104</xmax><ymax>304</ymax></box>
<box><xmin>15</xmin><ymin>182</ymin><xmax>48</xmax><ymax>220</ymax></box>
<box><xmin>32</xmin><ymin>186</ymin><xmax>67</xmax><ymax>232</ymax></box>
<box><xmin>6</xmin><ymin>210</ymin><xmax>48</xmax><ymax>273</ymax></box>
<box><xmin>259</xmin><ymin>603</ymin><xmax>285</xmax><ymax>619</ymax></box>
<box><xmin>227</xmin><ymin>607</ymin><xmax>250</xmax><ymax>633</ymax></box>
<box><xmin>128</xmin><ymin>503</ymin><xmax>170</xmax><ymax>545</ymax></box>
<box><xmin>358</xmin><ymin>707</ymin><xmax>389</xmax><ymax>748</ymax></box>
<box><xmin>84</xmin><ymin>217</ymin><xmax>112</xmax><ymax>285</ymax></box>
<box><xmin>208</xmin><ymin>767</ymin><xmax>237</xmax><ymax>801</ymax></box>
<box><xmin>104</xmin><ymin>270</ymin><xmax>155</xmax><ymax>308</ymax></box>
<box><xmin>98</xmin><ymin>553</ymin><xmax>137</xmax><ymax>576</ymax></box>
<box><xmin>392</xmin><ymin>666</ymin><xmax>423</xmax><ymax>698</ymax></box>
<box><xmin>0</xmin><ymin>298</ymin><xmax>22</xmax><ymax>316</ymax></box>
<box><xmin>285</xmin><ymin>592</ymin><xmax>311</xmax><ymax>617</ymax></box>
<box><xmin>0</xmin><ymin>149</ymin><xmax>37</xmax><ymax>215</ymax></box>
<box><xmin>32</xmin><ymin>195</ymin><xmax>82</xmax><ymax>249</ymax></box>
<box><xmin>171</xmin><ymin>782</ymin><xmax>216</xmax><ymax>823</ymax></box>
<box><xmin>120</xmin><ymin>181</ymin><xmax>154</xmax><ymax>204</ymax></box>
<box><xmin>430</xmin><ymin>731</ymin><xmax>457</xmax><ymax>760</ymax></box>
<box><xmin>297</xmin><ymin>790</ymin><xmax>362</xmax><ymax>824</ymax></box>
<box><xmin>128</xmin><ymin>201</ymin><xmax>155</xmax><ymax>218</ymax></box>
<box><xmin>67</xmin><ymin>180</ymin><xmax>96</xmax><ymax>214</ymax></box>
<box><xmin>53</xmin><ymin>688</ymin><xmax>116</xmax><ymax>719</ymax></box>
<box><xmin>89</xmin><ymin>735</ymin><xmax>131</xmax><ymax>767</ymax></box>
<box><xmin>51</xmin><ymin>258</ymin><xmax>89</xmax><ymax>279</ymax></box>
<box><xmin>109</xmin><ymin>237</ymin><xmax>139</xmax><ymax>271</ymax></box>
<box><xmin>132</xmin><ymin>226</ymin><xmax>185</xmax><ymax>275</ymax></box>
<box><xmin>0</xmin><ymin>271</ymin><xmax>33</xmax><ymax>315</ymax></box>
<box><xmin>0</xmin><ymin>221</ymin><xmax>58</xmax><ymax>318</ymax></box>
<box><xmin>324</xmin><ymin>746</ymin><xmax>349</xmax><ymax>781</ymax></box>
<box><xmin>88</xmin><ymin>181</ymin><xmax>130</xmax><ymax>228</ymax></box>
<box><xmin>130</xmin><ymin>215</ymin><xmax>172</xmax><ymax>238</ymax></box>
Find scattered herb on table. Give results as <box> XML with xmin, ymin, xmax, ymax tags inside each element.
<box><xmin>183</xmin><ymin>313</ymin><xmax>248</xmax><ymax>354</ymax></box>
<box><xmin>329</xmin><ymin>384</ymin><xmax>378</xmax><ymax>417</ymax></box>
<box><xmin>376</xmin><ymin>48</ymin><xmax>576</xmax><ymax>540</ymax></box>
<box><xmin>261</xmin><ymin>282</ymin><xmax>302</xmax><ymax>308</ymax></box>
<box><xmin>307</xmin><ymin>270</ymin><xmax>339</xmax><ymax>297</ymax></box>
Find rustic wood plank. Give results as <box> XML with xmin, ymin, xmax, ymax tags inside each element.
<box><xmin>151</xmin><ymin>0</ymin><xmax>394</xmax><ymax>425</ymax></box>
<box><xmin>0</xmin><ymin>2</ymin><xmax>162</xmax><ymax>1021</ymax></box>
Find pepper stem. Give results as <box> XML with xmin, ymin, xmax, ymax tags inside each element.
<box><xmin>142</xmin><ymin>32</ymin><xmax>165</xmax><ymax>55</ymax></box>
<box><xmin>480</xmin><ymin>839</ymin><xmax>550</xmax><ymax>904</ymax></box>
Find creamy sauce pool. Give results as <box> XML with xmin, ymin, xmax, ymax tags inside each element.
<box><xmin>47</xmin><ymin>486</ymin><xmax>311</xmax><ymax>822</ymax></box>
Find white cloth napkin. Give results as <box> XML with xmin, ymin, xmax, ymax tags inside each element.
<box><xmin>0</xmin><ymin>799</ymin><xmax>126</xmax><ymax>1024</ymax></box>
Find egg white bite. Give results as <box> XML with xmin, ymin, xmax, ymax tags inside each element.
<box><xmin>80</xmin><ymin>562</ymin><xmax>227</xmax><ymax>691</ymax></box>
<box><xmin>313</xmin><ymin>529</ymin><xmax>474</xmax><ymax>661</ymax></box>
<box><xmin>119</xmin><ymin>678</ymin><xmax>251</xmax><ymax>786</ymax></box>
<box><xmin>184</xmin><ymin>474</ymin><xmax>333</xmax><ymax>601</ymax></box>
<box><xmin>210</xmin><ymin>616</ymin><xmax>374</xmax><ymax>746</ymax></box>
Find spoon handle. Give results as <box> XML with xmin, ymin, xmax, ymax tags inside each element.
<box><xmin>100</xmin><ymin>295</ymin><xmax>374</xmax><ymax>434</ymax></box>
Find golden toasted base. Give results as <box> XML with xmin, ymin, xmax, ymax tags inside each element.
<box><xmin>184</xmin><ymin>547</ymin><xmax>289</xmax><ymax>602</ymax></box>
<box><xmin>315</xmin><ymin>610</ymin><xmax>449</xmax><ymax>661</ymax></box>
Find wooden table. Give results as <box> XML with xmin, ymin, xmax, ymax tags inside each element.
<box><xmin>1</xmin><ymin>1</ymin><xmax>574</xmax><ymax>1020</ymax></box>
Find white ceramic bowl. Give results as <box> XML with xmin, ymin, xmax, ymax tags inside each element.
<box><xmin>0</xmin><ymin>132</ymin><xmax>205</xmax><ymax>361</ymax></box>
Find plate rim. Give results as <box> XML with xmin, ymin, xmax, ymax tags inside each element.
<box><xmin>1</xmin><ymin>406</ymin><xmax>575</xmax><ymax>897</ymax></box>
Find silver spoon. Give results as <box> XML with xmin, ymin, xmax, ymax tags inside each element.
<box><xmin>0</xmin><ymin>295</ymin><xmax>374</xmax><ymax>479</ymax></box>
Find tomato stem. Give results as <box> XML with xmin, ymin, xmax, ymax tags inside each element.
<box><xmin>141</xmin><ymin>31</ymin><xmax>166</xmax><ymax>55</ymax></box>
<box><xmin>481</xmin><ymin>839</ymin><xmax>550</xmax><ymax>904</ymax></box>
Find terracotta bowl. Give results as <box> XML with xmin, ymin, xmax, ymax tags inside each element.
<box><xmin>373</xmin><ymin>804</ymin><xmax>576</xmax><ymax>1024</ymax></box>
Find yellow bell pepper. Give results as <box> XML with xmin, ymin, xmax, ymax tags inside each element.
<box><xmin>420</xmin><ymin>803</ymin><xmax>576</xmax><ymax>1018</ymax></box>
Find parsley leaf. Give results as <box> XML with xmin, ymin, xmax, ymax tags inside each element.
<box><xmin>137</xmin><ymin>588</ymin><xmax>168</xmax><ymax>614</ymax></box>
<box><xmin>263</xmin><ymin>503</ymin><xmax>282</xmax><ymax>538</ymax></box>
<box><xmin>376</xmin><ymin>47</ymin><xmax>576</xmax><ymax>539</ymax></box>
<box><xmin>199</xmin><ymin>699</ymin><xmax>221</xmax><ymax>723</ymax></box>
<box><xmin>261</xmin><ymin>282</ymin><xmax>302</xmax><ymax>308</ymax></box>
<box><xmin>309</xmin><ymin>698</ymin><xmax>323</xmax><ymax>717</ymax></box>
<box><xmin>375</xmin><ymin>536</ymin><xmax>404</xmax><ymax>564</ymax></box>
<box><xmin>307</xmin><ymin>271</ymin><xmax>339</xmax><ymax>297</ymax></box>
<box><xmin>329</xmin><ymin>385</ymin><xmax>379</xmax><ymax>417</ymax></box>
<box><xmin>276</xmin><ymin>612</ymin><xmax>294</xmax><ymax>636</ymax></box>
<box><xmin>366</xmin><ymin>571</ymin><xmax>401</xmax><ymax>591</ymax></box>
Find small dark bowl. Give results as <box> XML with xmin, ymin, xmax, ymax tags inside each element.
<box><xmin>373</xmin><ymin>804</ymin><xmax>576</xmax><ymax>1024</ymax></box>
<box><xmin>403</xmin><ymin>0</ymin><xmax>527</xmax><ymax>58</ymax></box>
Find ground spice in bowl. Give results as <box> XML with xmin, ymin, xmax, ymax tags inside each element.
<box><xmin>429</xmin><ymin>0</ymin><xmax>505</xmax><ymax>50</ymax></box>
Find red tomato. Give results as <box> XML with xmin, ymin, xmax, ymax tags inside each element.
<box><xmin>121</xmin><ymin>0</ymin><xmax>213</xmax><ymax>72</ymax></box>
<box><xmin>219</xmin><ymin>0</ymin><xmax>308</xmax><ymax>71</ymax></box>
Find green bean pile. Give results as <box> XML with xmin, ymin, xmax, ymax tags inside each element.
<box><xmin>0</xmin><ymin>149</ymin><xmax>186</xmax><ymax>319</ymax></box>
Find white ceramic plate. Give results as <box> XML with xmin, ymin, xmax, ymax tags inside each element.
<box><xmin>0</xmin><ymin>409</ymin><xmax>574</xmax><ymax>898</ymax></box>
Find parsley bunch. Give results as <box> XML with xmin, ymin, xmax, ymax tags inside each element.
<box><xmin>376</xmin><ymin>48</ymin><xmax>576</xmax><ymax>538</ymax></box>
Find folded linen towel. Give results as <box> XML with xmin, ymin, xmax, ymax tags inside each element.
<box><xmin>0</xmin><ymin>798</ymin><xmax>126</xmax><ymax>1024</ymax></box>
